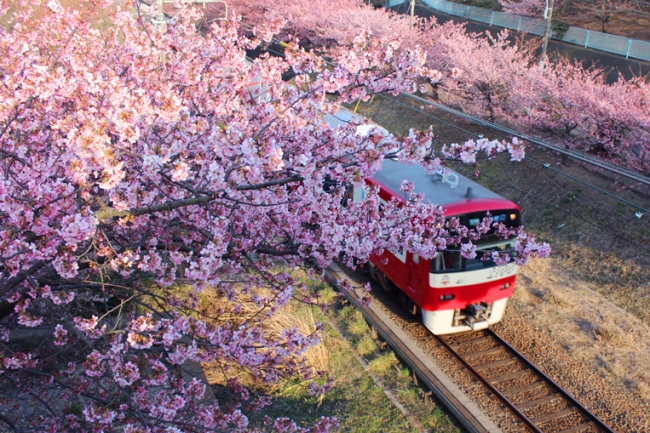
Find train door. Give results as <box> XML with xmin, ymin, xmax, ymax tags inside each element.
<box><xmin>405</xmin><ymin>253</ymin><xmax>421</xmax><ymax>314</ymax></box>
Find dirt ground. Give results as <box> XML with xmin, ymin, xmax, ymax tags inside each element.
<box><xmin>441</xmin><ymin>0</ymin><xmax>650</xmax><ymax>41</ymax></box>
<box><xmin>558</xmin><ymin>0</ymin><xmax>650</xmax><ymax>41</ymax></box>
<box><xmin>512</xmin><ymin>260</ymin><xmax>650</xmax><ymax>399</ymax></box>
<box><xmin>350</xmin><ymin>92</ymin><xmax>650</xmax><ymax>411</ymax></box>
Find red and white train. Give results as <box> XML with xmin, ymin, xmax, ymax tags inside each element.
<box><xmin>325</xmin><ymin>109</ymin><xmax>520</xmax><ymax>335</ymax></box>
<box><xmin>354</xmin><ymin>159</ymin><xmax>520</xmax><ymax>335</ymax></box>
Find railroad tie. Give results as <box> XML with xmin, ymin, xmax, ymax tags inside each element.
<box><xmin>449</xmin><ymin>336</ymin><xmax>490</xmax><ymax>349</ymax></box>
<box><xmin>531</xmin><ymin>407</ymin><xmax>574</xmax><ymax>424</ymax></box>
<box><xmin>473</xmin><ymin>358</ymin><xmax>516</xmax><ymax>372</ymax></box>
<box><xmin>462</xmin><ymin>347</ymin><xmax>502</xmax><ymax>359</ymax></box>
<box><xmin>516</xmin><ymin>394</ymin><xmax>558</xmax><ymax>410</ymax></box>
<box><xmin>557</xmin><ymin>423</ymin><xmax>592</xmax><ymax>433</ymax></box>
<box><xmin>487</xmin><ymin>369</ymin><xmax>528</xmax><ymax>383</ymax></box>
<box><xmin>501</xmin><ymin>381</ymin><xmax>544</xmax><ymax>397</ymax></box>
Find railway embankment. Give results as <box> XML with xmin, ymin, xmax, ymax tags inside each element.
<box><xmin>326</xmin><ymin>259</ymin><xmax>650</xmax><ymax>432</ymax></box>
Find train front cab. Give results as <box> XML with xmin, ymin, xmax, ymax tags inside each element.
<box><xmin>372</xmin><ymin>235</ymin><xmax>518</xmax><ymax>335</ymax></box>
<box><xmin>355</xmin><ymin>174</ymin><xmax>521</xmax><ymax>335</ymax></box>
<box><xmin>420</xmin><ymin>242</ymin><xmax>517</xmax><ymax>335</ymax></box>
<box><xmin>420</xmin><ymin>208</ymin><xmax>520</xmax><ymax>334</ymax></box>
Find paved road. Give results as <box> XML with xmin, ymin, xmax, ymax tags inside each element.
<box><xmin>390</xmin><ymin>3</ymin><xmax>650</xmax><ymax>83</ymax></box>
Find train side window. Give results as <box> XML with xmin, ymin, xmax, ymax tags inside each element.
<box><xmin>412</xmin><ymin>254</ymin><xmax>419</xmax><ymax>264</ymax></box>
<box><xmin>380</xmin><ymin>198</ymin><xmax>407</xmax><ymax>262</ymax></box>
<box><xmin>391</xmin><ymin>246</ymin><xmax>407</xmax><ymax>263</ymax></box>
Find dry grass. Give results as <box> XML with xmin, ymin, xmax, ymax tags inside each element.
<box><xmin>198</xmin><ymin>286</ymin><xmax>330</xmax><ymax>391</ymax></box>
<box><xmin>514</xmin><ymin>259</ymin><xmax>650</xmax><ymax>399</ymax></box>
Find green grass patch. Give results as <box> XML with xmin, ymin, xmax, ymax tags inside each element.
<box><xmin>328</xmin><ymin>294</ymin><xmax>462</xmax><ymax>433</ymax></box>
<box><xmin>368</xmin><ymin>352</ymin><xmax>399</xmax><ymax>374</ymax></box>
<box><xmin>251</xmin><ymin>304</ymin><xmax>418</xmax><ymax>432</ymax></box>
<box><xmin>355</xmin><ymin>334</ymin><xmax>378</xmax><ymax>356</ymax></box>
<box><xmin>347</xmin><ymin>316</ymin><xmax>370</xmax><ymax>336</ymax></box>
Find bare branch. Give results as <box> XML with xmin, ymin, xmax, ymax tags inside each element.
<box><xmin>235</xmin><ymin>175</ymin><xmax>304</xmax><ymax>191</ymax></box>
<box><xmin>94</xmin><ymin>195</ymin><xmax>214</xmax><ymax>221</ymax></box>
<box><xmin>0</xmin><ymin>412</ymin><xmax>21</xmax><ymax>433</ymax></box>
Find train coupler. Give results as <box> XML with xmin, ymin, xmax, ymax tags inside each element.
<box><xmin>461</xmin><ymin>303</ymin><xmax>491</xmax><ymax>330</ymax></box>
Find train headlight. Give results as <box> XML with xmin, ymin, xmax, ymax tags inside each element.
<box><xmin>439</xmin><ymin>294</ymin><xmax>455</xmax><ymax>301</ymax></box>
<box><xmin>500</xmin><ymin>283</ymin><xmax>511</xmax><ymax>290</ymax></box>
<box><xmin>509</xmin><ymin>213</ymin><xmax>517</xmax><ymax>221</ymax></box>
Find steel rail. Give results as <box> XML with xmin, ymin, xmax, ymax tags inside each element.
<box><xmin>401</xmin><ymin>92</ymin><xmax>650</xmax><ymax>187</ymax></box>
<box><xmin>324</xmin><ymin>264</ymin><xmax>489</xmax><ymax>433</ymax></box>
<box><xmin>432</xmin><ymin>333</ymin><xmax>545</xmax><ymax>433</ymax></box>
<box><xmin>486</xmin><ymin>329</ymin><xmax>617</xmax><ymax>433</ymax></box>
<box><xmin>256</xmin><ymin>40</ymin><xmax>650</xmax><ymax>188</ymax></box>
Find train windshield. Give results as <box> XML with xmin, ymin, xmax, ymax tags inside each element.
<box><xmin>431</xmin><ymin>239</ymin><xmax>515</xmax><ymax>273</ymax></box>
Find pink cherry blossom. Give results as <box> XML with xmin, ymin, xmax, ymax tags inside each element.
<box><xmin>114</xmin><ymin>361</ymin><xmax>141</xmax><ymax>387</ymax></box>
<box><xmin>460</xmin><ymin>243</ymin><xmax>477</xmax><ymax>260</ymax></box>
<box><xmin>18</xmin><ymin>313</ymin><xmax>43</xmax><ymax>327</ymax></box>
<box><xmin>52</xmin><ymin>324</ymin><xmax>68</xmax><ymax>346</ymax></box>
<box><xmin>3</xmin><ymin>352</ymin><xmax>36</xmax><ymax>370</ymax></box>
<box><xmin>0</xmin><ymin>2</ymin><xmax>551</xmax><ymax>431</ymax></box>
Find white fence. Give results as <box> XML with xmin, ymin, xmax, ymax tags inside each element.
<box><xmin>387</xmin><ymin>0</ymin><xmax>650</xmax><ymax>61</ymax></box>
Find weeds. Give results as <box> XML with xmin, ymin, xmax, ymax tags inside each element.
<box><xmin>348</xmin><ymin>316</ymin><xmax>370</xmax><ymax>336</ymax></box>
<box><xmin>356</xmin><ymin>334</ymin><xmax>379</xmax><ymax>356</ymax></box>
<box><xmin>368</xmin><ymin>352</ymin><xmax>399</xmax><ymax>374</ymax></box>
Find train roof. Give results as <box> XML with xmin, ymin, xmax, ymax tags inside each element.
<box><xmin>323</xmin><ymin>109</ymin><xmax>518</xmax><ymax>215</ymax></box>
<box><xmin>372</xmin><ymin>159</ymin><xmax>518</xmax><ymax>216</ymax></box>
<box><xmin>323</xmin><ymin>111</ymin><xmax>390</xmax><ymax>136</ymax></box>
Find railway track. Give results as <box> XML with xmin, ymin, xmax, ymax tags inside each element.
<box><xmin>434</xmin><ymin>330</ymin><xmax>616</xmax><ymax>433</ymax></box>
<box><xmin>325</xmin><ymin>262</ymin><xmax>617</xmax><ymax>433</ymax></box>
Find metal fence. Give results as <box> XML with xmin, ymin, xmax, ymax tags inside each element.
<box><xmin>386</xmin><ymin>0</ymin><xmax>650</xmax><ymax>62</ymax></box>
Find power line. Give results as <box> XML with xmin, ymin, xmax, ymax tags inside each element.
<box><xmin>524</xmin><ymin>156</ymin><xmax>650</xmax><ymax>214</ymax></box>
<box><xmin>239</xmin><ymin>16</ymin><xmax>650</xmax><ymax>186</ymax></box>
<box><xmin>503</xmin><ymin>174</ymin><xmax>650</xmax><ymax>254</ymax></box>
<box><xmin>229</xmin><ymin>21</ymin><xmax>650</xmax><ymax>217</ymax></box>
<box><xmin>402</xmin><ymin>92</ymin><xmax>650</xmax><ymax>187</ymax></box>
<box><xmin>373</xmin><ymin>94</ymin><xmax>650</xmax><ymax>215</ymax></box>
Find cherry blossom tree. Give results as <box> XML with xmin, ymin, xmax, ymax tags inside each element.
<box><xmin>224</xmin><ymin>0</ymin><xmax>650</xmax><ymax>174</ymax></box>
<box><xmin>499</xmin><ymin>0</ymin><xmax>545</xmax><ymax>18</ymax></box>
<box><xmin>0</xmin><ymin>1</ymin><xmax>551</xmax><ymax>432</ymax></box>
<box><xmin>507</xmin><ymin>58</ymin><xmax>650</xmax><ymax>171</ymax></box>
<box><xmin>223</xmin><ymin>0</ymin><xmax>420</xmax><ymax>49</ymax></box>
<box><xmin>424</xmin><ymin>28</ymin><xmax>538</xmax><ymax>123</ymax></box>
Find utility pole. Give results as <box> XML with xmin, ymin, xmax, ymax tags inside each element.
<box><xmin>539</xmin><ymin>0</ymin><xmax>555</xmax><ymax>67</ymax></box>
<box><xmin>409</xmin><ymin>0</ymin><xmax>415</xmax><ymax>30</ymax></box>
<box><xmin>156</xmin><ymin>0</ymin><xmax>165</xmax><ymax>28</ymax></box>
